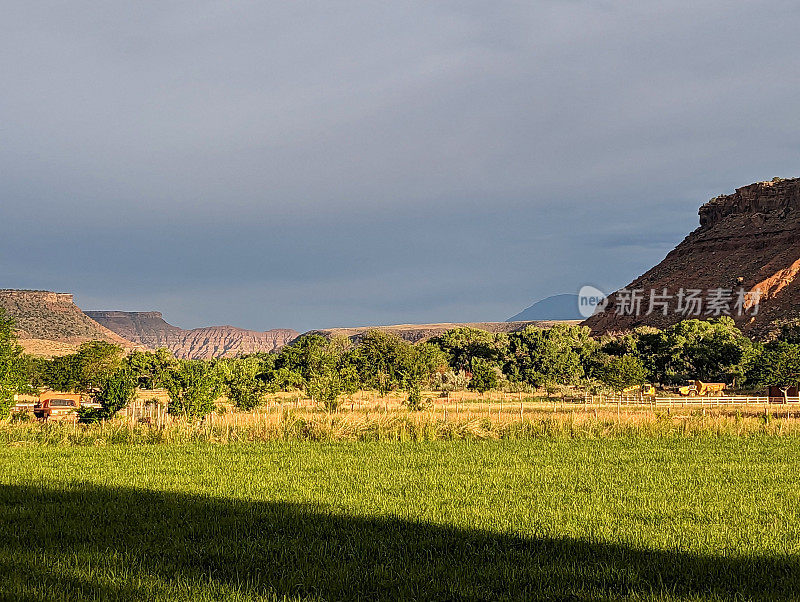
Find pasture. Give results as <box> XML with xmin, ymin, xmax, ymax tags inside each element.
<box><xmin>2</xmin><ymin>437</ymin><xmax>800</xmax><ymax>600</ymax></box>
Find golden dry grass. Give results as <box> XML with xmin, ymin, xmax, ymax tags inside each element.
<box><xmin>18</xmin><ymin>338</ymin><xmax>81</xmax><ymax>358</ymax></box>
<box><xmin>8</xmin><ymin>392</ymin><xmax>800</xmax><ymax>446</ymax></box>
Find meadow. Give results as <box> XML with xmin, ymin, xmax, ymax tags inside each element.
<box><xmin>5</xmin><ymin>395</ymin><xmax>800</xmax><ymax>446</ymax></box>
<box><xmin>2</xmin><ymin>436</ymin><xmax>800</xmax><ymax>600</ymax></box>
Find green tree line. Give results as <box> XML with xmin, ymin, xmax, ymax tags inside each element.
<box><xmin>2</xmin><ymin>307</ymin><xmax>800</xmax><ymax>419</ymax></box>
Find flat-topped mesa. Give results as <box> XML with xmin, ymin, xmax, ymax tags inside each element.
<box><xmin>0</xmin><ymin>289</ymin><xmax>138</xmax><ymax>354</ymax></box>
<box><xmin>87</xmin><ymin>311</ymin><xmax>163</xmax><ymax>320</ymax></box>
<box><xmin>86</xmin><ymin>310</ymin><xmax>299</xmax><ymax>359</ymax></box>
<box><xmin>699</xmin><ymin>177</ymin><xmax>800</xmax><ymax>228</ymax></box>
<box><xmin>0</xmin><ymin>290</ymin><xmax>74</xmax><ymax>305</ymax></box>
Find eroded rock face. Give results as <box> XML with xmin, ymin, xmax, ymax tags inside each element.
<box><xmin>699</xmin><ymin>178</ymin><xmax>800</xmax><ymax>227</ymax></box>
<box><xmin>0</xmin><ymin>290</ymin><xmax>137</xmax><ymax>350</ymax></box>
<box><xmin>583</xmin><ymin>178</ymin><xmax>800</xmax><ymax>337</ymax></box>
<box><xmin>85</xmin><ymin>311</ymin><xmax>298</xmax><ymax>359</ymax></box>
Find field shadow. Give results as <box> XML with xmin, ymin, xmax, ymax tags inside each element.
<box><xmin>1</xmin><ymin>482</ymin><xmax>797</xmax><ymax>601</ymax></box>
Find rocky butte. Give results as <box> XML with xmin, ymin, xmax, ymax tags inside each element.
<box><xmin>583</xmin><ymin>177</ymin><xmax>800</xmax><ymax>337</ymax></box>
<box><xmin>0</xmin><ymin>290</ymin><xmax>137</xmax><ymax>356</ymax></box>
<box><xmin>85</xmin><ymin>311</ymin><xmax>298</xmax><ymax>360</ymax></box>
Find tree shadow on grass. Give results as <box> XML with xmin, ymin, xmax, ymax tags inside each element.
<box><xmin>0</xmin><ymin>483</ymin><xmax>797</xmax><ymax>601</ymax></box>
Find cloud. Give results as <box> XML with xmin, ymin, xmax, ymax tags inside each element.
<box><xmin>2</xmin><ymin>1</ymin><xmax>799</xmax><ymax>330</ymax></box>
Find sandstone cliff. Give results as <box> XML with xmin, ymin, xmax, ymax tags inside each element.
<box><xmin>85</xmin><ymin>311</ymin><xmax>298</xmax><ymax>359</ymax></box>
<box><xmin>583</xmin><ymin>177</ymin><xmax>800</xmax><ymax>336</ymax></box>
<box><xmin>0</xmin><ymin>290</ymin><xmax>138</xmax><ymax>356</ymax></box>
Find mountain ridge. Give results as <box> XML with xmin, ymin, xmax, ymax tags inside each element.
<box><xmin>507</xmin><ymin>294</ymin><xmax>582</xmax><ymax>322</ymax></box>
<box><xmin>583</xmin><ymin>177</ymin><xmax>800</xmax><ymax>336</ymax></box>
<box><xmin>85</xmin><ymin>311</ymin><xmax>298</xmax><ymax>359</ymax></box>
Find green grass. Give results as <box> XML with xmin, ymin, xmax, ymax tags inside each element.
<box><xmin>2</xmin><ymin>438</ymin><xmax>800</xmax><ymax>600</ymax></box>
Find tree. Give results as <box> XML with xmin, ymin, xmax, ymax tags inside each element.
<box><xmin>261</xmin><ymin>367</ymin><xmax>305</xmax><ymax>393</ymax></box>
<box><xmin>276</xmin><ymin>334</ymin><xmax>332</xmax><ymax>381</ymax></box>
<box><xmin>307</xmin><ymin>338</ymin><xmax>357</xmax><ymax>412</ymax></box>
<box><xmin>468</xmin><ymin>357</ymin><xmax>499</xmax><ymax>393</ymax></box>
<box><xmin>164</xmin><ymin>361</ymin><xmax>223</xmax><ymax>418</ymax></box>
<box><xmin>430</xmin><ymin>369</ymin><xmax>468</xmax><ymax>396</ymax></box>
<box><xmin>746</xmin><ymin>341</ymin><xmax>800</xmax><ymax>401</ymax></box>
<box><xmin>338</xmin><ymin>363</ymin><xmax>361</xmax><ymax>397</ymax></box>
<box><xmin>225</xmin><ymin>356</ymin><xmax>266</xmax><ymax>410</ymax></box>
<box><xmin>126</xmin><ymin>348</ymin><xmax>178</xmax><ymax>389</ymax></box>
<box><xmin>599</xmin><ymin>326</ymin><xmax>659</xmax><ymax>357</ymax></box>
<box><xmin>74</xmin><ymin>341</ymin><xmax>125</xmax><ymax>393</ymax></box>
<box><xmin>78</xmin><ymin>368</ymin><xmax>137</xmax><ymax>423</ymax></box>
<box><xmin>637</xmin><ymin>318</ymin><xmax>751</xmax><ymax>385</ymax></box>
<box><xmin>776</xmin><ymin>321</ymin><xmax>800</xmax><ymax>345</ymax></box>
<box><xmin>38</xmin><ymin>341</ymin><xmax>125</xmax><ymax>394</ymax></box>
<box><xmin>307</xmin><ymin>370</ymin><xmax>346</xmax><ymax>411</ymax></box>
<box><xmin>0</xmin><ymin>309</ymin><xmax>27</xmax><ymax>419</ymax></box>
<box><xmin>350</xmin><ymin>331</ymin><xmax>408</xmax><ymax>395</ymax></box>
<box><xmin>597</xmin><ymin>354</ymin><xmax>648</xmax><ymax>394</ymax></box>
<box><xmin>505</xmin><ymin>324</ymin><xmax>596</xmax><ymax>388</ymax></box>
<box><xmin>406</xmin><ymin>382</ymin><xmax>423</xmax><ymax>410</ymax></box>
<box><xmin>39</xmin><ymin>354</ymin><xmax>82</xmax><ymax>392</ymax></box>
<box><xmin>275</xmin><ymin>334</ymin><xmax>355</xmax><ymax>411</ymax></box>
<box><xmin>395</xmin><ymin>342</ymin><xmax>446</xmax><ymax>410</ymax></box>
<box><xmin>430</xmin><ymin>328</ymin><xmax>507</xmax><ymax>372</ymax></box>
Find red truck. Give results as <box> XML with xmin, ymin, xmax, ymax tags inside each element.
<box><xmin>33</xmin><ymin>393</ymin><xmax>86</xmax><ymax>422</ymax></box>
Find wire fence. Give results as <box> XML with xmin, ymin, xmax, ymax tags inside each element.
<box><xmin>17</xmin><ymin>389</ymin><xmax>800</xmax><ymax>426</ymax></box>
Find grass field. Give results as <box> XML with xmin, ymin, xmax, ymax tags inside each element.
<box><xmin>5</xmin><ymin>403</ymin><xmax>800</xmax><ymax>446</ymax></box>
<box><xmin>2</xmin><ymin>438</ymin><xmax>800</xmax><ymax>600</ymax></box>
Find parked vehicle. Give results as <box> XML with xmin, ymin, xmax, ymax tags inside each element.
<box><xmin>677</xmin><ymin>381</ymin><xmax>726</xmax><ymax>397</ymax></box>
<box><xmin>622</xmin><ymin>384</ymin><xmax>657</xmax><ymax>397</ymax></box>
<box><xmin>33</xmin><ymin>393</ymin><xmax>85</xmax><ymax>421</ymax></box>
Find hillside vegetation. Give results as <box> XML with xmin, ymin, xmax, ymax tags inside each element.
<box><xmin>0</xmin><ymin>290</ymin><xmax>134</xmax><ymax>350</ymax></box>
<box><xmin>306</xmin><ymin>320</ymin><xmax>574</xmax><ymax>344</ymax></box>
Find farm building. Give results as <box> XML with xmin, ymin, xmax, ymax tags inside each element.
<box><xmin>768</xmin><ymin>385</ymin><xmax>800</xmax><ymax>398</ymax></box>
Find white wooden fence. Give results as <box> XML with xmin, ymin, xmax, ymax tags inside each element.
<box><xmin>579</xmin><ymin>395</ymin><xmax>800</xmax><ymax>407</ymax></box>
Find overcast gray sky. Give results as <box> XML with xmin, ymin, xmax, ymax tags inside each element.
<box><xmin>2</xmin><ymin>1</ymin><xmax>799</xmax><ymax>331</ymax></box>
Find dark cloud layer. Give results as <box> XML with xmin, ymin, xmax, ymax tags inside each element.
<box><xmin>2</xmin><ymin>1</ymin><xmax>799</xmax><ymax>330</ymax></box>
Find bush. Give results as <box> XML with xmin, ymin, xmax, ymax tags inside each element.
<box><xmin>406</xmin><ymin>382</ymin><xmax>423</xmax><ymax>410</ymax></box>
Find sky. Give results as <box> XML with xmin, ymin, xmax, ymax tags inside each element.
<box><xmin>2</xmin><ymin>1</ymin><xmax>799</xmax><ymax>332</ymax></box>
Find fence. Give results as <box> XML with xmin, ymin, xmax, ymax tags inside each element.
<box><xmin>115</xmin><ymin>393</ymin><xmax>800</xmax><ymax>429</ymax></box>
<box><xmin>580</xmin><ymin>395</ymin><xmax>800</xmax><ymax>407</ymax></box>
<box><xmin>123</xmin><ymin>399</ymin><xmax>169</xmax><ymax>427</ymax></box>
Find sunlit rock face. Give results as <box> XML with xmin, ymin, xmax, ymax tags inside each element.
<box><xmin>86</xmin><ymin>310</ymin><xmax>298</xmax><ymax>359</ymax></box>
<box><xmin>584</xmin><ymin>178</ymin><xmax>800</xmax><ymax>338</ymax></box>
